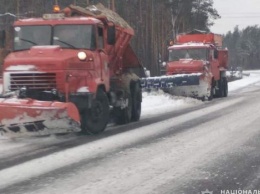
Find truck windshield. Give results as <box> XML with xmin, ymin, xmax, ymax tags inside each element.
<box><xmin>169</xmin><ymin>48</ymin><xmax>208</xmax><ymax>61</ymax></box>
<box><xmin>13</xmin><ymin>24</ymin><xmax>96</xmax><ymax>51</ymax></box>
<box><xmin>53</xmin><ymin>25</ymin><xmax>96</xmax><ymax>49</ymax></box>
<box><xmin>14</xmin><ymin>25</ymin><xmax>52</xmax><ymax>50</ymax></box>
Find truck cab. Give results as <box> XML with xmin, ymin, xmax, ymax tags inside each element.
<box><xmin>4</xmin><ymin>15</ymin><xmax>111</xmax><ymax>96</ymax></box>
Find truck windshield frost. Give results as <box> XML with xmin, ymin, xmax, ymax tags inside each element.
<box><xmin>169</xmin><ymin>48</ymin><xmax>208</xmax><ymax>61</ymax></box>
<box><xmin>14</xmin><ymin>25</ymin><xmax>96</xmax><ymax>50</ymax></box>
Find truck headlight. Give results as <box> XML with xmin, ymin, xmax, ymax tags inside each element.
<box><xmin>78</xmin><ymin>52</ymin><xmax>87</xmax><ymax>61</ymax></box>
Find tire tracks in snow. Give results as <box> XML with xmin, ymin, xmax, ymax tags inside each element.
<box><xmin>0</xmin><ymin>95</ymin><xmax>237</xmax><ymax>171</ymax></box>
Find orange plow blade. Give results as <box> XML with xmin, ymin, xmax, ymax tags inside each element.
<box><xmin>0</xmin><ymin>98</ymin><xmax>81</xmax><ymax>137</ymax></box>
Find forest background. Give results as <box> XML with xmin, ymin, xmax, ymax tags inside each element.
<box><xmin>0</xmin><ymin>0</ymin><xmax>257</xmax><ymax>74</ymax></box>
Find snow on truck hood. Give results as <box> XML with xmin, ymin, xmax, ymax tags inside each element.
<box><xmin>6</xmin><ymin>65</ymin><xmax>37</xmax><ymax>71</ymax></box>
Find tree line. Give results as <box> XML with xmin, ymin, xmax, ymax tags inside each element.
<box><xmin>223</xmin><ymin>26</ymin><xmax>260</xmax><ymax>70</ymax></box>
<box><xmin>0</xmin><ymin>0</ymin><xmax>219</xmax><ymax>75</ymax></box>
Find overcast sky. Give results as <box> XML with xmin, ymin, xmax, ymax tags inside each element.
<box><xmin>210</xmin><ymin>0</ymin><xmax>260</xmax><ymax>34</ymax></box>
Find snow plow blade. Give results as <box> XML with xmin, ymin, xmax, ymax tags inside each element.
<box><xmin>0</xmin><ymin>98</ymin><xmax>81</xmax><ymax>137</ymax></box>
<box><xmin>141</xmin><ymin>73</ymin><xmax>201</xmax><ymax>89</ymax></box>
<box><xmin>141</xmin><ymin>73</ymin><xmax>210</xmax><ymax>99</ymax></box>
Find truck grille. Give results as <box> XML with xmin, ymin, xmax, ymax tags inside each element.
<box><xmin>10</xmin><ymin>73</ymin><xmax>57</xmax><ymax>90</ymax></box>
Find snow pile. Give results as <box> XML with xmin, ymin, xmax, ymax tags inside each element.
<box><xmin>226</xmin><ymin>70</ymin><xmax>243</xmax><ymax>79</ymax></box>
<box><xmin>228</xmin><ymin>70</ymin><xmax>260</xmax><ymax>92</ymax></box>
<box><xmin>141</xmin><ymin>70</ymin><xmax>260</xmax><ymax>118</ymax></box>
<box><xmin>141</xmin><ymin>90</ymin><xmax>202</xmax><ymax>118</ymax></box>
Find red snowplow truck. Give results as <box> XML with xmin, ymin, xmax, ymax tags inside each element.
<box><xmin>0</xmin><ymin>4</ymin><xmax>144</xmax><ymax>137</ymax></box>
<box><xmin>142</xmin><ymin>30</ymin><xmax>228</xmax><ymax>100</ymax></box>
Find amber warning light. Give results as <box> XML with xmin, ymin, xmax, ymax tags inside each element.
<box><xmin>169</xmin><ymin>40</ymin><xmax>174</xmax><ymax>46</ymax></box>
<box><xmin>53</xmin><ymin>5</ymin><xmax>61</xmax><ymax>13</ymax></box>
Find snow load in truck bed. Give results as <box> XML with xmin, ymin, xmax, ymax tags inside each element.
<box><xmin>67</xmin><ymin>3</ymin><xmax>133</xmax><ymax>30</ymax></box>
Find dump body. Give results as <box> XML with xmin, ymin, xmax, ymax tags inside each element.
<box><xmin>0</xmin><ymin>4</ymin><xmax>143</xmax><ymax>137</ymax></box>
<box><xmin>176</xmin><ymin>33</ymin><xmax>223</xmax><ymax>47</ymax></box>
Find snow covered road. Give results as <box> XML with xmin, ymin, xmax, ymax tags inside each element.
<box><xmin>1</xmin><ymin>71</ymin><xmax>260</xmax><ymax>193</ymax></box>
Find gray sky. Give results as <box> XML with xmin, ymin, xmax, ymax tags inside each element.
<box><xmin>210</xmin><ymin>0</ymin><xmax>260</xmax><ymax>34</ymax></box>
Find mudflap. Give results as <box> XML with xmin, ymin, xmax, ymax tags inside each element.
<box><xmin>0</xmin><ymin>98</ymin><xmax>81</xmax><ymax>138</ymax></box>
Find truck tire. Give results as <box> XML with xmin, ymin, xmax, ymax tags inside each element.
<box><xmin>216</xmin><ymin>78</ymin><xmax>224</xmax><ymax>98</ymax></box>
<box><xmin>80</xmin><ymin>89</ymin><xmax>110</xmax><ymax>135</ymax></box>
<box><xmin>131</xmin><ymin>82</ymin><xmax>142</xmax><ymax>121</ymax></box>
<box><xmin>223</xmin><ymin>77</ymin><xmax>228</xmax><ymax>97</ymax></box>
<box><xmin>114</xmin><ymin>92</ymin><xmax>132</xmax><ymax>125</ymax></box>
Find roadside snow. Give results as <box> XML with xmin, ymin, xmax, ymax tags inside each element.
<box><xmin>142</xmin><ymin>70</ymin><xmax>260</xmax><ymax>118</ymax></box>
<box><xmin>228</xmin><ymin>70</ymin><xmax>260</xmax><ymax>92</ymax></box>
<box><xmin>141</xmin><ymin>90</ymin><xmax>202</xmax><ymax>118</ymax></box>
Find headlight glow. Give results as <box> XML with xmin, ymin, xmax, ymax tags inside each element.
<box><xmin>78</xmin><ymin>52</ymin><xmax>87</xmax><ymax>61</ymax></box>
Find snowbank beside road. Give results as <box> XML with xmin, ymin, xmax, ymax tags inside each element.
<box><xmin>141</xmin><ymin>90</ymin><xmax>202</xmax><ymax>118</ymax></box>
<box><xmin>141</xmin><ymin>70</ymin><xmax>260</xmax><ymax>118</ymax></box>
<box><xmin>228</xmin><ymin>70</ymin><xmax>260</xmax><ymax>92</ymax></box>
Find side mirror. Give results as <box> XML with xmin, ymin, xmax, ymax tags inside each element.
<box><xmin>0</xmin><ymin>30</ymin><xmax>6</xmax><ymax>48</ymax></box>
<box><xmin>161</xmin><ymin>62</ymin><xmax>167</xmax><ymax>67</ymax></box>
<box><xmin>143</xmin><ymin>68</ymin><xmax>150</xmax><ymax>77</ymax></box>
<box><xmin>214</xmin><ymin>50</ymin><xmax>219</xmax><ymax>59</ymax></box>
<box><xmin>107</xmin><ymin>24</ymin><xmax>115</xmax><ymax>45</ymax></box>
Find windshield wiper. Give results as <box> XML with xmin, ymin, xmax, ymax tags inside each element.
<box><xmin>54</xmin><ymin>39</ymin><xmax>76</xmax><ymax>49</ymax></box>
<box><xmin>19</xmin><ymin>38</ymin><xmax>37</xmax><ymax>46</ymax></box>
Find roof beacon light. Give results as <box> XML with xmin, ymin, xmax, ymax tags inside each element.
<box><xmin>169</xmin><ymin>40</ymin><xmax>174</xmax><ymax>46</ymax></box>
<box><xmin>53</xmin><ymin>5</ymin><xmax>61</xmax><ymax>13</ymax></box>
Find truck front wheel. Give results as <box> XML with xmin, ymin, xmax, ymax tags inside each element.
<box><xmin>131</xmin><ymin>83</ymin><xmax>142</xmax><ymax>121</ymax></box>
<box><xmin>80</xmin><ymin>89</ymin><xmax>110</xmax><ymax>134</ymax></box>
